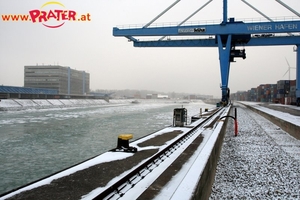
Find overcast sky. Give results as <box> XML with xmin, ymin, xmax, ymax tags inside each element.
<box><xmin>0</xmin><ymin>0</ymin><xmax>298</xmax><ymax>97</ymax></box>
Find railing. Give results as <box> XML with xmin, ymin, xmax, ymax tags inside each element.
<box><xmin>115</xmin><ymin>16</ymin><xmax>300</xmax><ymax>30</ymax></box>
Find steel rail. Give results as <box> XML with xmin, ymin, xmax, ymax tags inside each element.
<box><xmin>93</xmin><ymin>106</ymin><xmax>227</xmax><ymax>200</ymax></box>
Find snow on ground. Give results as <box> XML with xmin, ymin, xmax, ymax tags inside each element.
<box><xmin>1</xmin><ymin>102</ymin><xmax>299</xmax><ymax>199</ymax></box>
<box><xmin>210</xmin><ymin>102</ymin><xmax>300</xmax><ymax>199</ymax></box>
<box><xmin>0</xmin><ymin>106</ymin><xmax>224</xmax><ymax>200</ymax></box>
<box><xmin>0</xmin><ymin>126</ymin><xmax>194</xmax><ymax>200</ymax></box>
<box><xmin>0</xmin><ymin>99</ymin><xmax>113</xmax><ymax>111</ymax></box>
<box><xmin>45</xmin><ymin>99</ymin><xmax>64</xmax><ymax>106</ymax></box>
<box><xmin>32</xmin><ymin>99</ymin><xmax>52</xmax><ymax>106</ymax></box>
<box><xmin>153</xmin><ymin>112</ymin><xmax>230</xmax><ymax>200</ymax></box>
<box><xmin>82</xmin><ymin>107</ymin><xmax>231</xmax><ymax>200</ymax></box>
<box><xmin>0</xmin><ymin>99</ymin><xmax>21</xmax><ymax>108</ymax></box>
<box><xmin>0</xmin><ymin>152</ymin><xmax>133</xmax><ymax>200</ymax></box>
<box><xmin>268</xmin><ymin>103</ymin><xmax>300</xmax><ymax>111</ymax></box>
<box><xmin>14</xmin><ymin>99</ymin><xmax>37</xmax><ymax>107</ymax></box>
<box><xmin>59</xmin><ymin>99</ymin><xmax>74</xmax><ymax>106</ymax></box>
<box><xmin>241</xmin><ymin>101</ymin><xmax>300</xmax><ymax>126</ymax></box>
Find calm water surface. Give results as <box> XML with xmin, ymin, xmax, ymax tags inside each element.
<box><xmin>0</xmin><ymin>100</ymin><xmax>214</xmax><ymax>194</ymax></box>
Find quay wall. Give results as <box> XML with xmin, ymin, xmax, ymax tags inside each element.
<box><xmin>0</xmin><ymin>101</ymin><xmax>231</xmax><ymax>199</ymax></box>
<box><xmin>191</xmin><ymin>107</ymin><xmax>232</xmax><ymax>200</ymax></box>
<box><xmin>193</xmin><ymin>117</ymin><xmax>229</xmax><ymax>199</ymax></box>
<box><xmin>242</xmin><ymin>104</ymin><xmax>300</xmax><ymax>140</ymax></box>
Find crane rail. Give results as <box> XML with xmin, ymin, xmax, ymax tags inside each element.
<box><xmin>93</xmin><ymin>105</ymin><xmax>228</xmax><ymax>200</ymax></box>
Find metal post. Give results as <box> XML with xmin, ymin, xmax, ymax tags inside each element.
<box><xmin>222</xmin><ymin>0</ymin><xmax>227</xmax><ymax>24</ymax></box>
<box><xmin>234</xmin><ymin>107</ymin><xmax>237</xmax><ymax>120</ymax></box>
<box><xmin>296</xmin><ymin>44</ymin><xmax>300</xmax><ymax>105</ymax></box>
<box><xmin>234</xmin><ymin>107</ymin><xmax>238</xmax><ymax>136</ymax></box>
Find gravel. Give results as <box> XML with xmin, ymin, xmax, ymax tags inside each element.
<box><xmin>210</xmin><ymin>103</ymin><xmax>300</xmax><ymax>199</ymax></box>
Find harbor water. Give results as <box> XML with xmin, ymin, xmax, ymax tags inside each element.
<box><xmin>0</xmin><ymin>100</ymin><xmax>214</xmax><ymax>194</ymax></box>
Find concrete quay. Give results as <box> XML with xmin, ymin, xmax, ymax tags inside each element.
<box><xmin>1</xmin><ymin>102</ymin><xmax>299</xmax><ymax>200</ymax></box>
<box><xmin>242</xmin><ymin>102</ymin><xmax>300</xmax><ymax>140</ymax></box>
<box><xmin>210</xmin><ymin>102</ymin><xmax>300</xmax><ymax>199</ymax></box>
<box><xmin>0</xmin><ymin>107</ymin><xmax>231</xmax><ymax>200</ymax></box>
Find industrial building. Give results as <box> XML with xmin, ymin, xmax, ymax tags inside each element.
<box><xmin>24</xmin><ymin>65</ymin><xmax>90</xmax><ymax>95</ymax></box>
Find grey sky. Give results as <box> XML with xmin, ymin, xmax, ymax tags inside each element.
<box><xmin>0</xmin><ymin>0</ymin><xmax>298</xmax><ymax>97</ymax></box>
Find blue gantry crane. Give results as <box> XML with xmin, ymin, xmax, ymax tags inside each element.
<box><xmin>113</xmin><ymin>0</ymin><xmax>300</xmax><ymax>106</ymax></box>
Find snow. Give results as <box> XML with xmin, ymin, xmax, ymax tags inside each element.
<box><xmin>13</xmin><ymin>99</ymin><xmax>37</xmax><ymax>107</ymax></box>
<box><xmin>81</xmin><ymin>126</ymin><xmax>200</xmax><ymax>199</ymax></box>
<box><xmin>210</xmin><ymin>102</ymin><xmax>300</xmax><ymax>199</ymax></box>
<box><xmin>0</xmin><ymin>99</ymin><xmax>119</xmax><ymax>111</ymax></box>
<box><xmin>46</xmin><ymin>99</ymin><xmax>64</xmax><ymax>106</ymax></box>
<box><xmin>1</xmin><ymin>102</ymin><xmax>299</xmax><ymax>200</ymax></box>
<box><xmin>0</xmin><ymin>99</ymin><xmax>21</xmax><ymax>108</ymax></box>
<box><xmin>84</xmin><ymin>99</ymin><xmax>94</xmax><ymax>104</ymax></box>
<box><xmin>69</xmin><ymin>99</ymin><xmax>88</xmax><ymax>105</ymax></box>
<box><xmin>1</xmin><ymin>99</ymin><xmax>206</xmax><ymax>112</ymax></box>
<box><xmin>0</xmin><ymin>152</ymin><xmax>134</xmax><ymax>200</ymax></box>
<box><xmin>32</xmin><ymin>99</ymin><xmax>52</xmax><ymax>106</ymax></box>
<box><xmin>0</xmin><ymin>126</ymin><xmax>189</xmax><ymax>200</ymax></box>
<box><xmin>82</xmin><ymin>107</ymin><xmax>232</xmax><ymax>200</ymax></box>
<box><xmin>0</xmin><ymin>106</ymin><xmax>220</xmax><ymax>200</ymax></box>
<box><xmin>109</xmin><ymin>99</ymin><xmax>132</xmax><ymax>104</ymax></box>
<box><xmin>151</xmin><ymin>107</ymin><xmax>231</xmax><ymax>200</ymax></box>
<box><xmin>241</xmin><ymin>101</ymin><xmax>300</xmax><ymax>126</ymax></box>
<box><xmin>58</xmin><ymin>99</ymin><xmax>74</xmax><ymax>106</ymax></box>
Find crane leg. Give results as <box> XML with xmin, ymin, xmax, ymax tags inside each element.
<box><xmin>217</xmin><ymin>35</ymin><xmax>232</xmax><ymax>105</ymax></box>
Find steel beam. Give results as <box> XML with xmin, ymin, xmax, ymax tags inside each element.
<box><xmin>275</xmin><ymin>0</ymin><xmax>300</xmax><ymax>18</ymax></box>
<box><xmin>160</xmin><ymin>0</ymin><xmax>213</xmax><ymax>41</ymax></box>
<box><xmin>222</xmin><ymin>0</ymin><xmax>227</xmax><ymax>24</ymax></box>
<box><xmin>241</xmin><ymin>0</ymin><xmax>273</xmax><ymax>21</ymax></box>
<box><xmin>217</xmin><ymin>35</ymin><xmax>232</xmax><ymax>104</ymax></box>
<box><xmin>113</xmin><ymin>21</ymin><xmax>300</xmax><ymax>37</ymax></box>
<box><xmin>143</xmin><ymin>0</ymin><xmax>181</xmax><ymax>28</ymax></box>
<box><xmin>112</xmin><ymin>0</ymin><xmax>300</xmax><ymax>103</ymax></box>
<box><xmin>133</xmin><ymin>36</ymin><xmax>300</xmax><ymax>47</ymax></box>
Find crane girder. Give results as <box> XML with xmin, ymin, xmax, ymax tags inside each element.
<box><xmin>113</xmin><ymin>20</ymin><xmax>300</xmax><ymax>37</ymax></box>
<box><xmin>133</xmin><ymin>36</ymin><xmax>300</xmax><ymax>47</ymax></box>
<box><xmin>112</xmin><ymin>0</ymin><xmax>300</xmax><ymax>106</ymax></box>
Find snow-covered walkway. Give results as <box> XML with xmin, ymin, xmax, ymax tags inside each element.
<box><xmin>210</xmin><ymin>103</ymin><xmax>300</xmax><ymax>199</ymax></box>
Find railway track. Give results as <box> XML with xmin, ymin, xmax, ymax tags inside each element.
<box><xmin>93</xmin><ymin>105</ymin><xmax>230</xmax><ymax>200</ymax></box>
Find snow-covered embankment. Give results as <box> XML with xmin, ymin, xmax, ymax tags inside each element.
<box><xmin>0</xmin><ymin>99</ymin><xmax>131</xmax><ymax>111</ymax></box>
